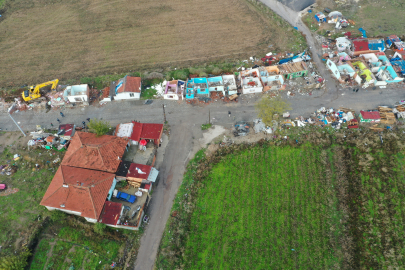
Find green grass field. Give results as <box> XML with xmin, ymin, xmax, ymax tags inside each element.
<box><xmin>158</xmin><ymin>130</ymin><xmax>405</xmax><ymax>269</ymax></box>
<box><xmin>184</xmin><ymin>145</ymin><xmax>341</xmax><ymax>269</ymax></box>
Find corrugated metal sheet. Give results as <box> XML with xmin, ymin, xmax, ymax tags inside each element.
<box><xmin>147</xmin><ymin>167</ymin><xmax>159</xmax><ymax>182</ymax></box>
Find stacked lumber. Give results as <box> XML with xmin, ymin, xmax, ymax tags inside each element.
<box><xmin>127</xmin><ymin>179</ymin><xmax>141</xmax><ymax>188</ymax></box>
<box><xmin>370</xmin><ymin>124</ymin><xmax>384</xmax><ymax>132</ymax></box>
<box><xmin>378</xmin><ymin>106</ymin><xmax>396</xmax><ymax>125</ymax></box>
<box><xmin>396</xmin><ymin>105</ymin><xmax>405</xmax><ymax>112</ymax></box>
<box><xmin>339</xmin><ymin>107</ymin><xmax>355</xmax><ymax>115</ymax></box>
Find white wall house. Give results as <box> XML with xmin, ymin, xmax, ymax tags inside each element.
<box><xmin>63</xmin><ymin>84</ymin><xmax>89</xmax><ymax>104</ymax></box>
<box><xmin>112</xmin><ymin>76</ymin><xmax>141</xmax><ymax>100</ymax></box>
<box><xmin>241</xmin><ymin>77</ymin><xmax>263</xmax><ymax>94</ymax></box>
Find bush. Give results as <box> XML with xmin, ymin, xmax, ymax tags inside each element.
<box><xmin>88</xmin><ymin>119</ymin><xmax>111</xmax><ymax>137</ymax></box>
<box><xmin>0</xmin><ymin>247</ymin><xmax>31</xmax><ymax>270</ymax></box>
<box><xmin>199</xmin><ymin>72</ymin><xmax>207</xmax><ymax>77</ymax></box>
<box><xmin>211</xmin><ymin>67</ymin><xmax>222</xmax><ymax>76</ymax></box>
<box><xmin>147</xmin><ymin>72</ymin><xmax>164</xmax><ymax>80</ymax></box>
<box><xmin>201</xmin><ymin>123</ymin><xmax>212</xmax><ymax>130</ymax></box>
<box><xmin>94</xmin><ymin>223</ymin><xmax>107</xmax><ymax>235</ymax></box>
<box><xmin>50</xmin><ymin>210</ymin><xmax>67</xmax><ymax>222</ymax></box>
<box><xmin>173</xmin><ymin>69</ymin><xmax>189</xmax><ymax>80</ymax></box>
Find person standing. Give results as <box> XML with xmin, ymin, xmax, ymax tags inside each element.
<box><xmin>86</xmin><ymin>118</ymin><xmax>90</xmax><ymax>122</ymax></box>
<box><xmin>51</xmin><ymin>123</ymin><xmax>54</xmax><ymax>127</ymax></box>
<box><xmin>57</xmin><ymin>118</ymin><xmax>61</xmax><ymax>123</ymax></box>
<box><xmin>60</xmin><ymin>112</ymin><xmax>65</xmax><ymax>117</ymax></box>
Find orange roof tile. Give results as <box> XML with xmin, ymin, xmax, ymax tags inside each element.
<box><xmin>102</xmin><ymin>87</ymin><xmax>110</xmax><ymax>98</ymax></box>
<box><xmin>117</xmin><ymin>76</ymin><xmax>141</xmax><ymax>93</ymax></box>
<box><xmin>62</xmin><ymin>132</ymin><xmax>128</xmax><ymax>173</ymax></box>
<box><xmin>40</xmin><ymin>166</ymin><xmax>115</xmax><ymax>220</ymax></box>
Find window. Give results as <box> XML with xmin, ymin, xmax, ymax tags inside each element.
<box><xmin>296</xmin><ymin>72</ymin><xmax>302</xmax><ymax>76</ymax></box>
<box><xmin>74</xmin><ymin>97</ymin><xmax>82</xmax><ymax>102</ymax></box>
<box><xmin>129</xmin><ymin>93</ymin><xmax>134</xmax><ymax>97</ymax></box>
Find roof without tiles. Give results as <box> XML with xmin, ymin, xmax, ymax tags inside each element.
<box><xmin>58</xmin><ymin>124</ymin><xmax>75</xmax><ymax>137</ymax></box>
<box><xmin>140</xmin><ymin>123</ymin><xmax>163</xmax><ymax>140</ymax></box>
<box><xmin>61</xmin><ymin>132</ymin><xmax>128</xmax><ymax>173</ymax></box>
<box><xmin>115</xmin><ymin>123</ymin><xmax>134</xmax><ymax>138</ymax></box>
<box><xmin>353</xmin><ymin>39</ymin><xmax>369</xmax><ymax>52</ymax></box>
<box><xmin>130</xmin><ymin>122</ymin><xmax>143</xmax><ymax>141</ymax></box>
<box><xmin>360</xmin><ymin>111</ymin><xmax>381</xmax><ymax>120</ymax></box>
<box><xmin>98</xmin><ymin>201</ymin><xmax>122</xmax><ymax>226</ymax></box>
<box><xmin>40</xmin><ymin>166</ymin><xmax>115</xmax><ymax>220</ymax></box>
<box><xmin>127</xmin><ymin>163</ymin><xmax>152</xmax><ymax>179</ymax></box>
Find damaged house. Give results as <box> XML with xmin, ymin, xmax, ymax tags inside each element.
<box><xmin>186</xmin><ymin>78</ymin><xmax>209</xmax><ymax>99</ymax></box>
<box><xmin>207</xmin><ymin>76</ymin><xmax>225</xmax><ymax>96</ymax></box>
<box><xmin>164</xmin><ymin>80</ymin><xmax>185</xmax><ymax>100</ymax></box>
<box><xmin>222</xmin><ymin>75</ymin><xmax>238</xmax><ymax>95</ymax></box>
<box><xmin>239</xmin><ymin>69</ymin><xmax>263</xmax><ymax>94</ymax></box>
<box><xmin>63</xmin><ymin>84</ymin><xmax>90</xmax><ymax>105</ymax></box>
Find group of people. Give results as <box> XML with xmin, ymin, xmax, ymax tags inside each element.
<box><xmin>50</xmin><ymin>111</ymin><xmax>90</xmax><ymax>129</ymax></box>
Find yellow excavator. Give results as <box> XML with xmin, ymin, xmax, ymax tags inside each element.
<box><xmin>22</xmin><ymin>79</ymin><xmax>59</xmax><ymax>102</ymax></box>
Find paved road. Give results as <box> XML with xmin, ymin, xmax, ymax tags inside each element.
<box><xmin>277</xmin><ymin>0</ymin><xmax>315</xmax><ymax>11</ymax></box>
<box><xmin>1</xmin><ymin>3</ymin><xmax>405</xmax><ymax>270</ymax></box>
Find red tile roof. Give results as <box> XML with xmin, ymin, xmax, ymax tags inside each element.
<box><xmin>62</xmin><ymin>132</ymin><xmax>128</xmax><ymax>173</ymax></box>
<box><xmin>353</xmin><ymin>39</ymin><xmax>369</xmax><ymax>52</ymax></box>
<box><xmin>117</xmin><ymin>76</ymin><xmax>141</xmax><ymax>93</ymax></box>
<box><xmin>98</xmin><ymin>201</ymin><xmax>122</xmax><ymax>225</ymax></box>
<box><xmin>140</xmin><ymin>123</ymin><xmax>163</xmax><ymax>140</ymax></box>
<box><xmin>360</xmin><ymin>111</ymin><xmax>381</xmax><ymax>120</ymax></box>
<box><xmin>102</xmin><ymin>87</ymin><xmax>110</xmax><ymax>98</ymax></box>
<box><xmin>130</xmin><ymin>122</ymin><xmax>143</xmax><ymax>141</ymax></box>
<box><xmin>40</xmin><ymin>166</ymin><xmax>115</xmax><ymax>220</ymax></box>
<box><xmin>127</xmin><ymin>163</ymin><xmax>152</xmax><ymax>179</ymax></box>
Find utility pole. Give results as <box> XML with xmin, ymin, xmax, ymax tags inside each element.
<box><xmin>8</xmin><ymin>104</ymin><xmax>26</xmax><ymax>137</ymax></box>
<box><xmin>209</xmin><ymin>109</ymin><xmax>210</xmax><ymax>125</ymax></box>
<box><xmin>162</xmin><ymin>104</ymin><xmax>167</xmax><ymax>123</ymax></box>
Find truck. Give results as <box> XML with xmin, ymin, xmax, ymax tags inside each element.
<box><xmin>116</xmin><ymin>191</ymin><xmax>136</xmax><ymax>203</ymax></box>
<box><xmin>22</xmin><ymin>79</ymin><xmax>59</xmax><ymax>102</ymax></box>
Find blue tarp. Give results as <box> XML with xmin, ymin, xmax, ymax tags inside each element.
<box><xmin>359</xmin><ymin>28</ymin><xmax>367</xmax><ymax>38</ymax></box>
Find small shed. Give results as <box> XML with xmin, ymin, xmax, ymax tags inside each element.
<box><xmin>359</xmin><ymin>111</ymin><xmax>381</xmax><ymax>123</ymax></box>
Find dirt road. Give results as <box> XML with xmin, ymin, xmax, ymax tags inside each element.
<box><xmin>260</xmin><ymin>0</ymin><xmax>338</xmax><ymax>102</ymax></box>
<box><xmin>134</xmin><ymin>123</ymin><xmax>194</xmax><ymax>270</ymax></box>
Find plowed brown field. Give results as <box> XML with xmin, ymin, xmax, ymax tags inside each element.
<box><xmin>0</xmin><ymin>0</ymin><xmax>302</xmax><ymax>86</ymax></box>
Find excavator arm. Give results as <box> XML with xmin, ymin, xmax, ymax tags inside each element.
<box><xmin>22</xmin><ymin>79</ymin><xmax>59</xmax><ymax>102</ymax></box>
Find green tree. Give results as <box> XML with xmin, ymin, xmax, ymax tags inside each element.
<box><xmin>0</xmin><ymin>248</ymin><xmax>31</xmax><ymax>270</ymax></box>
<box><xmin>88</xmin><ymin>119</ymin><xmax>111</xmax><ymax>137</ymax></box>
<box><xmin>255</xmin><ymin>95</ymin><xmax>291</xmax><ymax>126</ymax></box>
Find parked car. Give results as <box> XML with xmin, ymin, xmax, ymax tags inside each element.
<box><xmin>116</xmin><ymin>192</ymin><xmax>136</xmax><ymax>203</ymax></box>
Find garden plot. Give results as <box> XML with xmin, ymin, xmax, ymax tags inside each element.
<box><xmin>30</xmin><ymin>227</ymin><xmax>121</xmax><ymax>270</ymax></box>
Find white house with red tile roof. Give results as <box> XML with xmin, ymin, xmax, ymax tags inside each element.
<box><xmin>111</xmin><ymin>76</ymin><xmax>141</xmax><ymax>100</ymax></box>
<box><xmin>40</xmin><ymin>166</ymin><xmax>116</xmax><ymax>223</ymax></box>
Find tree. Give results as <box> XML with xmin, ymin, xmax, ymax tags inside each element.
<box><xmin>0</xmin><ymin>248</ymin><xmax>31</xmax><ymax>270</ymax></box>
<box><xmin>255</xmin><ymin>95</ymin><xmax>291</xmax><ymax>126</ymax></box>
<box><xmin>88</xmin><ymin>119</ymin><xmax>111</xmax><ymax>137</ymax></box>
